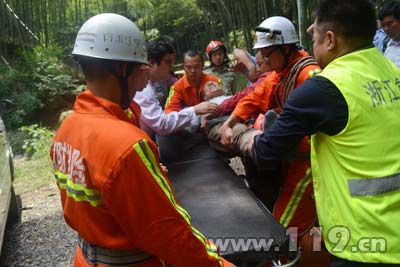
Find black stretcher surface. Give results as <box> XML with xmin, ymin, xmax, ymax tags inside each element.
<box><xmin>167</xmin><ymin>145</ymin><xmax>289</xmax><ymax>263</ymax></box>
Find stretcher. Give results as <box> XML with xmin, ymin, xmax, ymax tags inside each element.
<box><xmin>167</xmin><ymin>143</ymin><xmax>300</xmax><ymax>266</ymax></box>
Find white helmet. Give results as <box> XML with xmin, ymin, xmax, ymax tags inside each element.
<box><xmin>72</xmin><ymin>13</ymin><xmax>148</xmax><ymax>64</ymax></box>
<box><xmin>253</xmin><ymin>16</ymin><xmax>299</xmax><ymax>49</ymax></box>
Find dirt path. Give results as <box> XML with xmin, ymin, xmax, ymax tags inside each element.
<box><xmin>1</xmin><ymin>185</ymin><xmax>75</xmax><ymax>266</ymax></box>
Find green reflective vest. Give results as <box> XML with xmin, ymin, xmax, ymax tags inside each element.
<box><xmin>311</xmin><ymin>47</ymin><xmax>400</xmax><ymax>263</ymax></box>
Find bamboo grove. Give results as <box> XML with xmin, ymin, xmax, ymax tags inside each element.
<box><xmin>1</xmin><ymin>0</ymin><xmax>386</xmax><ymax>60</ymax></box>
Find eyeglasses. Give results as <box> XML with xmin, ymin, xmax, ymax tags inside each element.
<box><xmin>262</xmin><ymin>47</ymin><xmax>278</xmax><ymax>60</ymax></box>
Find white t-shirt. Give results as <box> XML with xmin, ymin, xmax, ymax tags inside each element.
<box><xmin>208</xmin><ymin>95</ymin><xmax>230</xmax><ymax>105</ymax></box>
<box><xmin>134</xmin><ymin>81</ymin><xmax>199</xmax><ymax>138</ymax></box>
<box><xmin>384</xmin><ymin>39</ymin><xmax>400</xmax><ymax>68</ymax></box>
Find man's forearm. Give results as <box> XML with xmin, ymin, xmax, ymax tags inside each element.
<box><xmin>222</xmin><ymin>114</ymin><xmax>243</xmax><ymax>128</ymax></box>
<box><xmin>242</xmin><ymin>59</ymin><xmax>258</xmax><ymax>82</ymax></box>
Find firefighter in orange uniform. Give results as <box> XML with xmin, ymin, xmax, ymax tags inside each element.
<box><xmin>219</xmin><ymin>16</ymin><xmax>329</xmax><ymax>266</ymax></box>
<box><xmin>164</xmin><ymin>50</ymin><xmax>221</xmax><ymax>113</ymax></box>
<box><xmin>219</xmin><ymin>17</ymin><xmax>320</xmax><ymax>235</ymax></box>
<box><xmin>50</xmin><ymin>13</ymin><xmax>235</xmax><ymax>267</ymax></box>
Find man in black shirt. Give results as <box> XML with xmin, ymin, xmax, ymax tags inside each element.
<box><xmin>251</xmin><ymin>0</ymin><xmax>400</xmax><ymax>266</ymax></box>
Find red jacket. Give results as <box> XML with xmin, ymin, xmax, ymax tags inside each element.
<box><xmin>219</xmin><ymin>71</ymin><xmax>271</xmax><ymax>116</ymax></box>
<box><xmin>165</xmin><ymin>73</ymin><xmax>221</xmax><ymax>113</ymax></box>
<box><xmin>51</xmin><ymin>90</ymin><xmax>224</xmax><ymax>267</ymax></box>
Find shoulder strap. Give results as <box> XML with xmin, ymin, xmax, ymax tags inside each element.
<box><xmin>274</xmin><ymin>56</ymin><xmax>318</xmax><ymax>108</ymax></box>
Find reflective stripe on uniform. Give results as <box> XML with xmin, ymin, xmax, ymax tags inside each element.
<box><xmin>164</xmin><ymin>85</ymin><xmax>175</xmax><ymax>108</ymax></box>
<box><xmin>348</xmin><ymin>172</ymin><xmax>400</xmax><ymax>196</ymax></box>
<box><xmin>133</xmin><ymin>140</ymin><xmax>222</xmax><ymax>266</ymax></box>
<box><xmin>136</xmin><ymin>140</ymin><xmax>191</xmax><ymax>222</ymax></box>
<box><xmin>54</xmin><ymin>170</ymin><xmax>103</xmax><ymax>207</ymax></box>
<box><xmin>217</xmin><ymin>78</ymin><xmax>224</xmax><ymax>92</ymax></box>
<box><xmin>308</xmin><ymin>69</ymin><xmax>321</xmax><ymax>77</ymax></box>
<box><xmin>78</xmin><ymin>235</ymin><xmax>154</xmax><ymax>266</ymax></box>
<box><xmin>125</xmin><ymin>108</ymin><xmax>133</xmax><ymax>120</ymax></box>
<box><xmin>279</xmin><ymin>168</ymin><xmax>312</xmax><ymax>228</ymax></box>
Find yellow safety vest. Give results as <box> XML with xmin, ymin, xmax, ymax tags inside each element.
<box><xmin>311</xmin><ymin>47</ymin><xmax>400</xmax><ymax>263</ymax></box>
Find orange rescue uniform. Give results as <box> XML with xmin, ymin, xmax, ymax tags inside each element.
<box><xmin>234</xmin><ymin>50</ymin><xmax>320</xmax><ymax>234</ymax></box>
<box><xmin>165</xmin><ymin>73</ymin><xmax>221</xmax><ymax>113</ymax></box>
<box><xmin>50</xmin><ymin>90</ymin><xmax>226</xmax><ymax>267</ymax></box>
<box><xmin>233</xmin><ymin>51</ymin><xmax>320</xmax><ymax>121</ymax></box>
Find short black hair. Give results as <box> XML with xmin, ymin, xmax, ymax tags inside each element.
<box><xmin>315</xmin><ymin>0</ymin><xmax>376</xmax><ymax>47</ymax></box>
<box><xmin>379</xmin><ymin>0</ymin><xmax>400</xmax><ymax>20</ymax></box>
<box><xmin>146</xmin><ymin>36</ymin><xmax>177</xmax><ymax>64</ymax></box>
<box><xmin>183</xmin><ymin>50</ymin><xmax>204</xmax><ymax>62</ymax></box>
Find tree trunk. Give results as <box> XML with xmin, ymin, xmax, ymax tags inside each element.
<box><xmin>85</xmin><ymin>0</ymin><xmax>88</xmax><ymax>19</ymax></box>
<box><xmin>42</xmin><ymin>0</ymin><xmax>48</xmax><ymax>47</ymax></box>
<box><xmin>296</xmin><ymin>0</ymin><xmax>306</xmax><ymax>48</ymax></box>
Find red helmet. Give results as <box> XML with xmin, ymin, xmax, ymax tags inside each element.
<box><xmin>205</xmin><ymin>40</ymin><xmax>226</xmax><ymax>57</ymax></box>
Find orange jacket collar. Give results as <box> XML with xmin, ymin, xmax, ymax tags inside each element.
<box><xmin>75</xmin><ymin>90</ymin><xmax>137</xmax><ymax>124</ymax></box>
<box><xmin>182</xmin><ymin>73</ymin><xmax>208</xmax><ymax>90</ymax></box>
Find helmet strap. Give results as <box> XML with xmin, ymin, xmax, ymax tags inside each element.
<box><xmin>279</xmin><ymin>45</ymin><xmax>293</xmax><ymax>68</ymax></box>
<box><xmin>107</xmin><ymin>63</ymin><xmax>135</xmax><ymax>110</ymax></box>
<box><xmin>119</xmin><ymin>78</ymin><xmax>130</xmax><ymax>109</ymax></box>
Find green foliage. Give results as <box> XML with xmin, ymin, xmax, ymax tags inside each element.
<box><xmin>11</xmin><ymin>124</ymin><xmax>54</xmax><ymax>159</ymax></box>
<box><xmin>227</xmin><ymin>30</ymin><xmax>247</xmax><ymax>50</ymax></box>
<box><xmin>0</xmin><ymin>45</ymin><xmax>75</xmax><ymax>128</ymax></box>
<box><xmin>133</xmin><ymin>0</ymin><xmax>211</xmax><ymax>58</ymax></box>
<box><xmin>12</xmin><ymin>155</ymin><xmax>55</xmax><ymax>195</ymax></box>
<box><xmin>9</xmin><ymin>125</ymin><xmax>55</xmax><ymax>195</ymax></box>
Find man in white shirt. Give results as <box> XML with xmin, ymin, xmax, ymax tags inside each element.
<box><xmin>134</xmin><ymin>36</ymin><xmax>219</xmax><ymax>140</ymax></box>
<box><xmin>380</xmin><ymin>0</ymin><xmax>400</xmax><ymax>67</ymax></box>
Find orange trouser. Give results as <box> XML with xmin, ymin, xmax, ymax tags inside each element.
<box><xmin>272</xmin><ymin>137</ymin><xmax>331</xmax><ymax>267</ymax></box>
<box><xmin>273</xmin><ymin>136</ymin><xmax>316</xmax><ymax>234</ymax></box>
<box><xmin>273</xmin><ymin>159</ymin><xmax>316</xmax><ymax>234</ymax></box>
<box><xmin>74</xmin><ymin>245</ymin><xmax>163</xmax><ymax>267</ymax></box>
